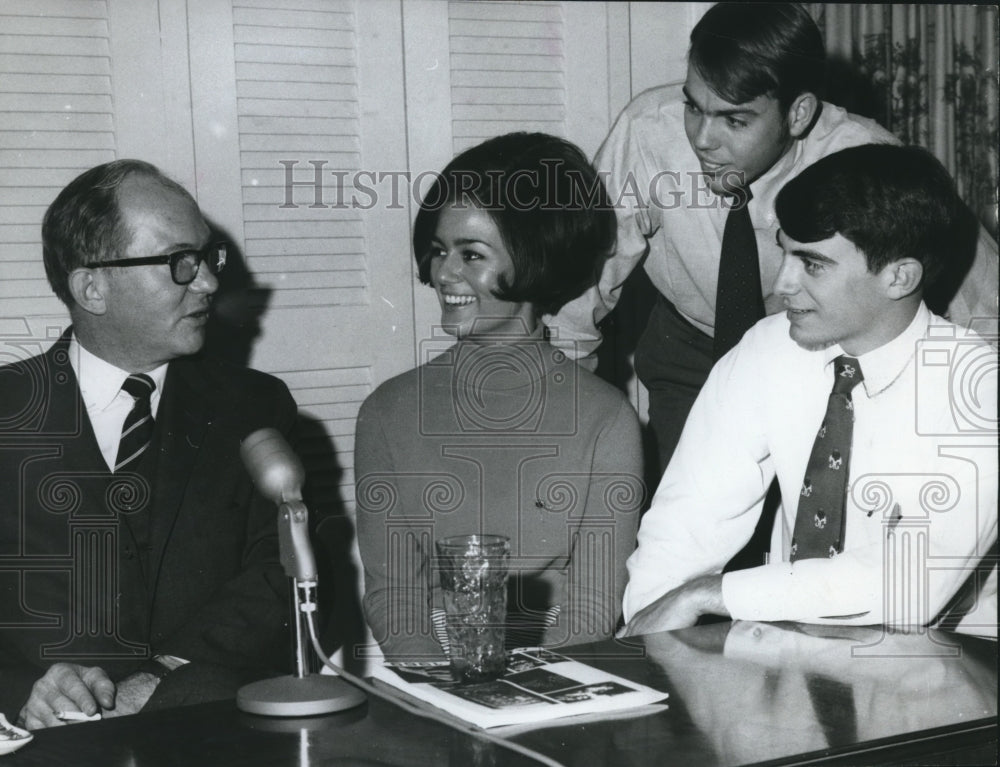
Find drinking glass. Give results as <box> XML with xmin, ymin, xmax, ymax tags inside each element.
<box><xmin>436</xmin><ymin>534</ymin><xmax>510</xmax><ymax>683</ymax></box>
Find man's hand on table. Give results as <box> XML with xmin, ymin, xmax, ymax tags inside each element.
<box><xmin>618</xmin><ymin>574</ymin><xmax>729</xmax><ymax>637</ymax></box>
<box><xmin>19</xmin><ymin>663</ymin><xmax>115</xmax><ymax>730</ymax></box>
<box><xmin>100</xmin><ymin>671</ymin><xmax>159</xmax><ymax>719</ymax></box>
<box><xmin>18</xmin><ymin>664</ymin><xmax>161</xmax><ymax>729</ymax></box>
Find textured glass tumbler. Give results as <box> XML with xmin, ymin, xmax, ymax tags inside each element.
<box><xmin>436</xmin><ymin>534</ymin><xmax>510</xmax><ymax>683</ymax></box>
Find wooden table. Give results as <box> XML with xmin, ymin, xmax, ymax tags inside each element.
<box><xmin>7</xmin><ymin>622</ymin><xmax>996</xmax><ymax>766</ymax></box>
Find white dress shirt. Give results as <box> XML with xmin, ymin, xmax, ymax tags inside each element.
<box><xmin>623</xmin><ymin>304</ymin><xmax>998</xmax><ymax>634</ymax></box>
<box><xmin>68</xmin><ymin>335</ymin><xmax>168</xmax><ymax>471</ymax></box>
<box><xmin>545</xmin><ymin>88</ymin><xmax>999</xmax><ymax>360</ymax></box>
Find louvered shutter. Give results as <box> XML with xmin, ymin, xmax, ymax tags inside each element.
<box><xmin>0</xmin><ymin>0</ymin><xmax>115</xmax><ymax>324</ymax></box>
<box><xmin>222</xmin><ymin>0</ymin><xmax>413</xmax><ymax>514</ymax></box>
<box><xmin>448</xmin><ymin>1</ymin><xmax>566</xmax><ymax>153</ymax></box>
<box><xmin>233</xmin><ymin>0</ymin><xmax>366</xmax><ymax>310</ymax></box>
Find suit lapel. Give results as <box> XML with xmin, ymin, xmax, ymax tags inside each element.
<box><xmin>146</xmin><ymin>358</ymin><xmax>214</xmax><ymax>587</ymax></box>
<box><xmin>42</xmin><ymin>332</ymin><xmax>122</xmax><ymax>510</ymax></box>
<box><xmin>40</xmin><ymin>332</ymin><xmax>92</xmax><ymax>441</ymax></box>
<box><xmin>40</xmin><ymin>332</ymin><xmax>151</xmax><ymax>644</ymax></box>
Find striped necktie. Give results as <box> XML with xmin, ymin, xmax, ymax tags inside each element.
<box><xmin>115</xmin><ymin>374</ymin><xmax>155</xmax><ymax>473</ymax></box>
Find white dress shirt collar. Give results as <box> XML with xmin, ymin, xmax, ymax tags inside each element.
<box><xmin>822</xmin><ymin>303</ymin><xmax>929</xmax><ymax>399</ymax></box>
<box><xmin>67</xmin><ymin>333</ymin><xmax>168</xmax><ymax>417</ymax></box>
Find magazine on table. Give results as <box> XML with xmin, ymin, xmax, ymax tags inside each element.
<box><xmin>373</xmin><ymin>647</ymin><xmax>669</xmax><ymax>729</ymax></box>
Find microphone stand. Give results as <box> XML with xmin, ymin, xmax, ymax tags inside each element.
<box><xmin>236</xmin><ymin>498</ymin><xmax>366</xmax><ymax>716</ymax></box>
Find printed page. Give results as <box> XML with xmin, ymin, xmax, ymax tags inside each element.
<box><xmin>373</xmin><ymin>648</ymin><xmax>669</xmax><ymax>729</ymax></box>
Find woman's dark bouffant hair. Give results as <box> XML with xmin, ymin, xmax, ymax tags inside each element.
<box><xmin>412</xmin><ymin>132</ymin><xmax>616</xmax><ymax>316</ymax></box>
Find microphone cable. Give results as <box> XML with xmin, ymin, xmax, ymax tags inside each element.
<box><xmin>296</xmin><ymin>581</ymin><xmax>567</xmax><ymax>767</ymax></box>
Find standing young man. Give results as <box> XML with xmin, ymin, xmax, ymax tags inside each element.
<box><xmin>548</xmin><ymin>3</ymin><xmax>998</xmax><ymax>475</ymax></box>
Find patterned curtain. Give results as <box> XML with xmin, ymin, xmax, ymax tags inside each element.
<box><xmin>810</xmin><ymin>3</ymin><xmax>998</xmax><ymax>237</ymax></box>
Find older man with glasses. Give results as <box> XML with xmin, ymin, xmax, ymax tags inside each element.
<box><xmin>0</xmin><ymin>160</ymin><xmax>297</xmax><ymax>729</ymax></box>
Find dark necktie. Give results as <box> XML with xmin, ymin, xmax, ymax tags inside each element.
<box><xmin>115</xmin><ymin>374</ymin><xmax>155</xmax><ymax>473</ymax></box>
<box><xmin>806</xmin><ymin>674</ymin><xmax>859</xmax><ymax>748</ymax></box>
<box><xmin>713</xmin><ymin>189</ymin><xmax>764</xmax><ymax>359</ymax></box>
<box><xmin>791</xmin><ymin>356</ymin><xmax>864</xmax><ymax>561</ymax></box>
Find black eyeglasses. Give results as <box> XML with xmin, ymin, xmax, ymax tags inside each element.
<box><xmin>88</xmin><ymin>242</ymin><xmax>227</xmax><ymax>285</ymax></box>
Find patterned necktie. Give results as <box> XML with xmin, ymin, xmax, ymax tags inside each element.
<box><xmin>713</xmin><ymin>189</ymin><xmax>764</xmax><ymax>360</ymax></box>
<box><xmin>115</xmin><ymin>374</ymin><xmax>155</xmax><ymax>473</ymax></box>
<box><xmin>791</xmin><ymin>356</ymin><xmax>864</xmax><ymax>561</ymax></box>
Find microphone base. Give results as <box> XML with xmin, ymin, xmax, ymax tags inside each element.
<box><xmin>236</xmin><ymin>674</ymin><xmax>366</xmax><ymax>717</ymax></box>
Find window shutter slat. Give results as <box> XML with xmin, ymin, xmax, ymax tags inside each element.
<box><xmin>0</xmin><ymin>0</ymin><xmax>115</xmax><ymax>321</ymax></box>
<box><xmin>448</xmin><ymin>1</ymin><xmax>566</xmax><ymax>153</ymax></box>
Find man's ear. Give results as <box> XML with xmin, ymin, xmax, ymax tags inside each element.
<box><xmin>786</xmin><ymin>92</ymin><xmax>819</xmax><ymax>139</ymax></box>
<box><xmin>68</xmin><ymin>268</ymin><xmax>108</xmax><ymax>315</ymax></box>
<box><xmin>884</xmin><ymin>258</ymin><xmax>923</xmax><ymax>300</ymax></box>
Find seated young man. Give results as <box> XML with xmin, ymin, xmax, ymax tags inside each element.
<box><xmin>620</xmin><ymin>144</ymin><xmax>997</xmax><ymax>637</ymax></box>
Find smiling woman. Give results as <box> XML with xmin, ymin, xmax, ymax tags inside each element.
<box><xmin>413</xmin><ymin>132</ymin><xmax>618</xmax><ymax>330</ymax></box>
<box><xmin>354</xmin><ymin>133</ymin><xmax>645</xmax><ymax>662</ymax></box>
<box><xmin>426</xmin><ymin>205</ymin><xmax>534</xmax><ymax>340</ymax></box>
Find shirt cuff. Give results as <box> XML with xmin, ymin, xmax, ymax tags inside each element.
<box><xmin>721</xmin><ymin>564</ymin><xmax>796</xmax><ymax>621</ymax></box>
<box><xmin>154</xmin><ymin>654</ymin><xmax>190</xmax><ymax>671</ymax></box>
<box><xmin>139</xmin><ymin>654</ymin><xmax>190</xmax><ymax>679</ymax></box>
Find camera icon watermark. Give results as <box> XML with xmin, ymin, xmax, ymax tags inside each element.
<box><xmin>914</xmin><ymin>325</ymin><xmax>998</xmax><ymax>436</ymax></box>
<box><xmin>417</xmin><ymin>326</ymin><xmax>581</xmax><ymax>437</ymax></box>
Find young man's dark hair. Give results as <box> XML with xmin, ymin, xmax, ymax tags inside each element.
<box><xmin>413</xmin><ymin>132</ymin><xmax>616</xmax><ymax>317</ymax></box>
<box><xmin>776</xmin><ymin>143</ymin><xmax>961</xmax><ymax>290</ymax></box>
<box><xmin>689</xmin><ymin>2</ymin><xmax>826</xmax><ymax>111</ymax></box>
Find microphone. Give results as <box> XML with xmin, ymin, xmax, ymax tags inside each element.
<box><xmin>240</xmin><ymin>427</ymin><xmax>304</xmax><ymax>504</ymax></box>
<box><xmin>241</xmin><ymin>428</ymin><xmax>315</xmax><ymax>581</ymax></box>
<box><xmin>236</xmin><ymin>428</ymin><xmax>366</xmax><ymax>717</ymax></box>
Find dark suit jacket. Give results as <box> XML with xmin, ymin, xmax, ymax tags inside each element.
<box><xmin>0</xmin><ymin>331</ymin><xmax>296</xmax><ymax>718</ymax></box>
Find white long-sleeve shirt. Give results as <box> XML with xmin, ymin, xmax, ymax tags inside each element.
<box><xmin>545</xmin><ymin>87</ymin><xmax>1000</xmax><ymax>360</ymax></box>
<box><xmin>623</xmin><ymin>304</ymin><xmax>998</xmax><ymax>635</ymax></box>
